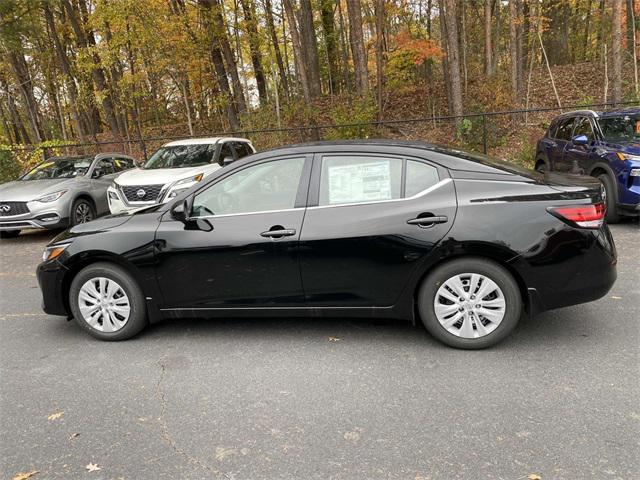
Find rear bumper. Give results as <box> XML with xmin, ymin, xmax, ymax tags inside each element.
<box><xmin>511</xmin><ymin>225</ymin><xmax>617</xmax><ymax>314</ymax></box>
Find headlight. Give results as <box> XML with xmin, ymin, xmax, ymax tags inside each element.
<box><xmin>35</xmin><ymin>190</ymin><xmax>67</xmax><ymax>203</ymax></box>
<box><xmin>42</xmin><ymin>243</ymin><xmax>69</xmax><ymax>262</ymax></box>
<box><xmin>165</xmin><ymin>173</ymin><xmax>204</xmax><ymax>199</ymax></box>
<box><xmin>616</xmin><ymin>152</ymin><xmax>640</xmax><ymax>162</ymax></box>
<box><xmin>630</xmin><ymin>168</ymin><xmax>640</xmax><ymax>177</ymax></box>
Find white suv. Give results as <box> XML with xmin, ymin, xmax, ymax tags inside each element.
<box><xmin>108</xmin><ymin>137</ymin><xmax>254</xmax><ymax>214</ymax></box>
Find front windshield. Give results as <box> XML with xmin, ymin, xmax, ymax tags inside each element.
<box><xmin>21</xmin><ymin>157</ymin><xmax>92</xmax><ymax>180</ymax></box>
<box><xmin>597</xmin><ymin>114</ymin><xmax>640</xmax><ymax>143</ymax></box>
<box><xmin>143</xmin><ymin>145</ymin><xmax>215</xmax><ymax>169</ymax></box>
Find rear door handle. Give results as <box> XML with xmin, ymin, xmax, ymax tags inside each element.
<box><xmin>407</xmin><ymin>215</ymin><xmax>448</xmax><ymax>226</ymax></box>
<box><xmin>260</xmin><ymin>228</ymin><xmax>296</xmax><ymax>238</ymax></box>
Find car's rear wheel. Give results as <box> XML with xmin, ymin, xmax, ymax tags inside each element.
<box><xmin>0</xmin><ymin>230</ymin><xmax>20</xmax><ymax>239</ymax></box>
<box><xmin>69</xmin><ymin>262</ymin><xmax>147</xmax><ymax>341</ymax></box>
<box><xmin>71</xmin><ymin>198</ymin><xmax>96</xmax><ymax>226</ymax></box>
<box><xmin>417</xmin><ymin>258</ymin><xmax>522</xmax><ymax>349</ymax></box>
<box><xmin>597</xmin><ymin>173</ymin><xmax>620</xmax><ymax>224</ymax></box>
<box><xmin>535</xmin><ymin>160</ymin><xmax>547</xmax><ymax>173</ymax></box>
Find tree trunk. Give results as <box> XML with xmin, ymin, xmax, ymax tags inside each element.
<box><xmin>320</xmin><ymin>0</ymin><xmax>340</xmax><ymax>94</ymax></box>
<box><xmin>543</xmin><ymin>0</ymin><xmax>572</xmax><ymax>65</ymax></box>
<box><xmin>442</xmin><ymin>0</ymin><xmax>463</xmax><ymax>120</ymax></box>
<box><xmin>283</xmin><ymin>0</ymin><xmax>312</xmax><ymax>102</ymax></box>
<box><xmin>509</xmin><ymin>0</ymin><xmax>519</xmax><ymax>100</ymax></box>
<box><xmin>264</xmin><ymin>0</ymin><xmax>291</xmax><ymax>97</ymax></box>
<box><xmin>0</xmin><ymin>76</ymin><xmax>30</xmax><ymax>144</ymax></box>
<box><xmin>62</xmin><ymin>0</ymin><xmax>120</xmax><ymax>137</ymax></box>
<box><xmin>299</xmin><ymin>0</ymin><xmax>322</xmax><ymax>98</ymax></box>
<box><xmin>611</xmin><ymin>0</ymin><xmax>623</xmax><ymax>104</ymax></box>
<box><xmin>239</xmin><ymin>0</ymin><xmax>268</xmax><ymax>104</ymax></box>
<box><xmin>375</xmin><ymin>0</ymin><xmax>384</xmax><ymax>119</ymax></box>
<box><xmin>8</xmin><ymin>51</ymin><xmax>45</xmax><ymax>142</ymax></box>
<box><xmin>347</xmin><ymin>0</ymin><xmax>369</xmax><ymax>95</ymax></box>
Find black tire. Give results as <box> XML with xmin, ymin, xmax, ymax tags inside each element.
<box><xmin>534</xmin><ymin>159</ymin><xmax>547</xmax><ymax>173</ymax></box>
<box><xmin>70</xmin><ymin>198</ymin><xmax>96</xmax><ymax>226</ymax></box>
<box><xmin>0</xmin><ymin>230</ymin><xmax>20</xmax><ymax>239</ymax></box>
<box><xmin>597</xmin><ymin>173</ymin><xmax>620</xmax><ymax>224</ymax></box>
<box><xmin>417</xmin><ymin>258</ymin><xmax>522</xmax><ymax>349</ymax></box>
<box><xmin>69</xmin><ymin>262</ymin><xmax>147</xmax><ymax>341</ymax></box>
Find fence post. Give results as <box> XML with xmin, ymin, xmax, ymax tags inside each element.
<box><xmin>41</xmin><ymin>146</ymin><xmax>49</xmax><ymax>160</ymax></box>
<box><xmin>482</xmin><ymin>114</ymin><xmax>488</xmax><ymax>155</ymax></box>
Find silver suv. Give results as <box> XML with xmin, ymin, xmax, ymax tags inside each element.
<box><xmin>0</xmin><ymin>153</ymin><xmax>136</xmax><ymax>238</ymax></box>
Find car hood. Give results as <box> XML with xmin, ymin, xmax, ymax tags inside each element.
<box><xmin>49</xmin><ymin>213</ymin><xmax>135</xmax><ymax>245</ymax></box>
<box><xmin>0</xmin><ymin>177</ymin><xmax>81</xmax><ymax>202</ymax></box>
<box><xmin>601</xmin><ymin>141</ymin><xmax>640</xmax><ymax>156</ymax></box>
<box><xmin>114</xmin><ymin>164</ymin><xmax>220</xmax><ymax>186</ymax></box>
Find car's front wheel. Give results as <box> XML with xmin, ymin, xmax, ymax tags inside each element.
<box><xmin>417</xmin><ymin>258</ymin><xmax>522</xmax><ymax>349</ymax></box>
<box><xmin>71</xmin><ymin>198</ymin><xmax>96</xmax><ymax>226</ymax></box>
<box><xmin>69</xmin><ymin>262</ymin><xmax>147</xmax><ymax>340</ymax></box>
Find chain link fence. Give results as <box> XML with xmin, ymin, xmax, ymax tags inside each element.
<box><xmin>5</xmin><ymin>101</ymin><xmax>638</xmax><ymax>174</ymax></box>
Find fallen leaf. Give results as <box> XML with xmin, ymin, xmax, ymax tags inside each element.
<box><xmin>611</xmin><ymin>296</ymin><xmax>622</xmax><ymax>299</ymax></box>
<box><xmin>68</xmin><ymin>433</ymin><xmax>80</xmax><ymax>440</ymax></box>
<box><xmin>85</xmin><ymin>463</ymin><xmax>101</xmax><ymax>472</ymax></box>
<box><xmin>527</xmin><ymin>475</ymin><xmax>542</xmax><ymax>480</ymax></box>
<box><xmin>328</xmin><ymin>336</ymin><xmax>341</xmax><ymax>342</ymax></box>
<box><xmin>12</xmin><ymin>471</ymin><xmax>39</xmax><ymax>480</ymax></box>
<box><xmin>47</xmin><ymin>412</ymin><xmax>64</xmax><ymax>421</ymax></box>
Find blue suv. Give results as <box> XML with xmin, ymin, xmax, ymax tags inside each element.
<box><xmin>535</xmin><ymin>108</ymin><xmax>640</xmax><ymax>222</ymax></box>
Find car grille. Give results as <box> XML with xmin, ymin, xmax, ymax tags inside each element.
<box><xmin>120</xmin><ymin>184</ymin><xmax>164</xmax><ymax>203</ymax></box>
<box><xmin>0</xmin><ymin>201</ymin><xmax>29</xmax><ymax>216</ymax></box>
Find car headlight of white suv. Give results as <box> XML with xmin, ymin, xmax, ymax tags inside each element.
<box><xmin>165</xmin><ymin>173</ymin><xmax>204</xmax><ymax>200</ymax></box>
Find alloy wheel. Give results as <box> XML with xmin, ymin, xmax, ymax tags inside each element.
<box><xmin>78</xmin><ymin>277</ymin><xmax>131</xmax><ymax>332</ymax></box>
<box><xmin>75</xmin><ymin>202</ymin><xmax>93</xmax><ymax>224</ymax></box>
<box><xmin>433</xmin><ymin>273</ymin><xmax>506</xmax><ymax>339</ymax></box>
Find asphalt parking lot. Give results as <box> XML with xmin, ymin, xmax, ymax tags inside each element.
<box><xmin>1</xmin><ymin>221</ymin><xmax>638</xmax><ymax>480</ymax></box>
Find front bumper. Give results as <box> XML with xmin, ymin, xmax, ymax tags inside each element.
<box><xmin>107</xmin><ymin>186</ymin><xmax>160</xmax><ymax>214</ymax></box>
<box><xmin>37</xmin><ymin>259</ymin><xmax>69</xmax><ymax>316</ymax></box>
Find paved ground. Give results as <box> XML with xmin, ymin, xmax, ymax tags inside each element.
<box><xmin>0</xmin><ymin>221</ymin><xmax>638</xmax><ymax>480</ymax></box>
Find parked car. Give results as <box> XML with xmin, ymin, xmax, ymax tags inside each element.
<box><xmin>0</xmin><ymin>153</ymin><xmax>136</xmax><ymax>238</ymax></box>
<box><xmin>535</xmin><ymin>107</ymin><xmax>640</xmax><ymax>222</ymax></box>
<box><xmin>37</xmin><ymin>140</ymin><xmax>616</xmax><ymax>349</ymax></box>
<box><xmin>107</xmin><ymin>137</ymin><xmax>255</xmax><ymax>214</ymax></box>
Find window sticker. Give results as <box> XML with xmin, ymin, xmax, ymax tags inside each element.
<box><xmin>328</xmin><ymin>160</ymin><xmax>391</xmax><ymax>204</ymax></box>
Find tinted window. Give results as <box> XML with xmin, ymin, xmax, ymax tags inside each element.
<box><xmin>234</xmin><ymin>142</ymin><xmax>253</xmax><ymax>159</ymax></box>
<box><xmin>96</xmin><ymin>159</ymin><xmax>116</xmax><ymax>175</ymax></box>
<box><xmin>143</xmin><ymin>145</ymin><xmax>216</xmax><ymax>169</ymax></box>
<box><xmin>113</xmin><ymin>157</ymin><xmax>134</xmax><ymax>172</ymax></box>
<box><xmin>405</xmin><ymin>160</ymin><xmax>439</xmax><ymax>196</ymax></box>
<box><xmin>572</xmin><ymin>117</ymin><xmax>594</xmax><ymax>142</ymax></box>
<box><xmin>21</xmin><ymin>157</ymin><xmax>92</xmax><ymax>180</ymax></box>
<box><xmin>193</xmin><ymin>158</ymin><xmax>305</xmax><ymax>216</ymax></box>
<box><xmin>555</xmin><ymin>118</ymin><xmax>575</xmax><ymax>141</ymax></box>
<box><xmin>319</xmin><ymin>155</ymin><xmax>403</xmax><ymax>206</ymax></box>
<box><xmin>219</xmin><ymin>143</ymin><xmax>235</xmax><ymax>163</ymax></box>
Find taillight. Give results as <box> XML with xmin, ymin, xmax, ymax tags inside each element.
<box><xmin>547</xmin><ymin>203</ymin><xmax>606</xmax><ymax>229</ymax></box>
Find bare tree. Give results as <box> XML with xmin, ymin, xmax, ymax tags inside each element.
<box><xmin>299</xmin><ymin>0</ymin><xmax>322</xmax><ymax>98</ymax></box>
<box><xmin>441</xmin><ymin>0</ymin><xmax>463</xmax><ymax>120</ymax></box>
<box><xmin>239</xmin><ymin>0</ymin><xmax>268</xmax><ymax>104</ymax></box>
<box><xmin>283</xmin><ymin>0</ymin><xmax>312</xmax><ymax>102</ymax></box>
<box><xmin>611</xmin><ymin>0</ymin><xmax>622</xmax><ymax>104</ymax></box>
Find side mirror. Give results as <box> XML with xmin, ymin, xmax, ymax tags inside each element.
<box><xmin>171</xmin><ymin>194</ymin><xmax>194</xmax><ymax>222</ymax></box>
<box><xmin>222</xmin><ymin>156</ymin><xmax>234</xmax><ymax>166</ymax></box>
<box><xmin>572</xmin><ymin>134</ymin><xmax>589</xmax><ymax>146</ymax></box>
<box><xmin>92</xmin><ymin>168</ymin><xmax>104</xmax><ymax>179</ymax></box>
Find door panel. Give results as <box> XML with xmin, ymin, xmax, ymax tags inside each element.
<box><xmin>299</xmin><ymin>155</ymin><xmax>456</xmax><ymax>307</ymax></box>
<box><xmin>154</xmin><ymin>155</ymin><xmax>311</xmax><ymax>309</ymax></box>
<box><xmin>155</xmin><ymin>210</ymin><xmax>305</xmax><ymax>308</ymax></box>
<box><xmin>553</xmin><ymin>117</ymin><xmax>576</xmax><ymax>172</ymax></box>
<box><xmin>563</xmin><ymin>117</ymin><xmax>596</xmax><ymax>174</ymax></box>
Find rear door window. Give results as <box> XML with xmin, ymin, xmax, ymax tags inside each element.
<box><xmin>405</xmin><ymin>160</ymin><xmax>439</xmax><ymax>197</ymax></box>
<box><xmin>233</xmin><ymin>142</ymin><xmax>253</xmax><ymax>159</ymax></box>
<box><xmin>572</xmin><ymin>117</ymin><xmax>595</xmax><ymax>143</ymax></box>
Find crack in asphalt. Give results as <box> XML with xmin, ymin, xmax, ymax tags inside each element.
<box><xmin>156</xmin><ymin>360</ymin><xmax>232</xmax><ymax>480</ymax></box>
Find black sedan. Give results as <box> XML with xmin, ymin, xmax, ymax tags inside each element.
<box><xmin>37</xmin><ymin>141</ymin><xmax>616</xmax><ymax>349</ymax></box>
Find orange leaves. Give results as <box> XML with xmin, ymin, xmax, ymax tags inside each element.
<box><xmin>392</xmin><ymin>29</ymin><xmax>443</xmax><ymax>66</ymax></box>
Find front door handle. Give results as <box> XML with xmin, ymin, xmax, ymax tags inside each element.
<box><xmin>407</xmin><ymin>215</ymin><xmax>448</xmax><ymax>227</ymax></box>
<box><xmin>260</xmin><ymin>228</ymin><xmax>296</xmax><ymax>238</ymax></box>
